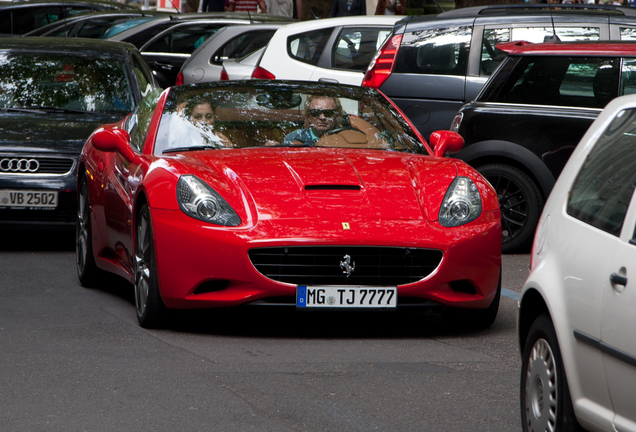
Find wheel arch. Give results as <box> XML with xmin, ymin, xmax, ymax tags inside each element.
<box><xmin>517</xmin><ymin>287</ymin><xmax>550</xmax><ymax>355</ymax></box>
<box><xmin>456</xmin><ymin>140</ymin><xmax>556</xmax><ymax>199</ymax></box>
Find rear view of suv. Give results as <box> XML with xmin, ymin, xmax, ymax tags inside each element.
<box><xmin>363</xmin><ymin>4</ymin><xmax>636</xmax><ymax>140</ymax></box>
<box><xmin>451</xmin><ymin>40</ymin><xmax>636</xmax><ymax>252</ymax></box>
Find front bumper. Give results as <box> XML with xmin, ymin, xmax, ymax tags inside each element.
<box><xmin>151</xmin><ymin>208</ymin><xmax>501</xmax><ymax>310</ymax></box>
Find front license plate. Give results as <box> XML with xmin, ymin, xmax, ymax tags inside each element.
<box><xmin>296</xmin><ymin>286</ymin><xmax>397</xmax><ymax>309</ymax></box>
<box><xmin>0</xmin><ymin>190</ymin><xmax>58</xmax><ymax>208</ymax></box>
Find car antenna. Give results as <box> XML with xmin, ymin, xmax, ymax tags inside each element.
<box><xmin>246</xmin><ymin>7</ymin><xmax>254</xmax><ymax>24</ymax></box>
<box><xmin>429</xmin><ymin>0</ymin><xmax>445</xmax><ymax>13</ymax></box>
<box><xmin>544</xmin><ymin>2</ymin><xmax>561</xmax><ymax>42</ymax></box>
<box><xmin>303</xmin><ymin>0</ymin><xmax>319</xmax><ymax>19</ymax></box>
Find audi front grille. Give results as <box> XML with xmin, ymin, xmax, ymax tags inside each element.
<box><xmin>248</xmin><ymin>246</ymin><xmax>443</xmax><ymax>286</ymax></box>
<box><xmin>0</xmin><ymin>156</ymin><xmax>74</xmax><ymax>175</ymax></box>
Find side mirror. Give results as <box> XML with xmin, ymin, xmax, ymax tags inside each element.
<box><xmin>91</xmin><ymin>128</ymin><xmax>135</xmax><ymax>162</ymax></box>
<box><xmin>430</xmin><ymin>130</ymin><xmax>464</xmax><ymax>157</ymax></box>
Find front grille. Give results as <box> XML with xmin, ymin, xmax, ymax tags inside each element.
<box><xmin>248</xmin><ymin>246</ymin><xmax>443</xmax><ymax>286</ymax></box>
<box><xmin>0</xmin><ymin>156</ymin><xmax>74</xmax><ymax>175</ymax></box>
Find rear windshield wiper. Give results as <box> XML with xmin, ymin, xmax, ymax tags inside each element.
<box><xmin>163</xmin><ymin>145</ymin><xmax>221</xmax><ymax>153</ymax></box>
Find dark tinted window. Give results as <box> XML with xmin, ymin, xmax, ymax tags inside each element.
<box><xmin>12</xmin><ymin>6</ymin><xmax>64</xmax><ymax>34</ymax></box>
<box><xmin>333</xmin><ymin>27</ymin><xmax>391</xmax><ymax>72</ymax></box>
<box><xmin>127</xmin><ymin>88</ymin><xmax>163</xmax><ymax>151</ymax></box>
<box><xmin>211</xmin><ymin>30</ymin><xmax>276</xmax><ymax>65</ymax></box>
<box><xmin>145</xmin><ymin>24</ymin><xmax>222</xmax><ymax>54</ymax></box>
<box><xmin>120</xmin><ymin>22</ymin><xmax>174</xmax><ymax>48</ymax></box>
<box><xmin>75</xmin><ymin>17</ymin><xmax>134</xmax><ymax>38</ymax></box>
<box><xmin>287</xmin><ymin>29</ymin><xmax>332</xmax><ymax>66</ymax></box>
<box><xmin>481</xmin><ymin>56</ymin><xmax>621</xmax><ymax>109</ymax></box>
<box><xmin>394</xmin><ymin>26</ymin><xmax>471</xmax><ymax>76</ymax></box>
<box><xmin>567</xmin><ymin>108</ymin><xmax>636</xmax><ymax>236</ymax></box>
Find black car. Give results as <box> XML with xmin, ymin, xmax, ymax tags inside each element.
<box><xmin>451</xmin><ymin>40</ymin><xmax>636</xmax><ymax>253</ymax></box>
<box><xmin>362</xmin><ymin>3</ymin><xmax>636</xmax><ymax>140</ymax></box>
<box><xmin>23</xmin><ymin>10</ymin><xmax>165</xmax><ymax>38</ymax></box>
<box><xmin>0</xmin><ymin>0</ymin><xmax>138</xmax><ymax>36</ymax></box>
<box><xmin>106</xmin><ymin>12</ymin><xmax>290</xmax><ymax>87</ymax></box>
<box><xmin>0</xmin><ymin>37</ymin><xmax>158</xmax><ymax>230</ymax></box>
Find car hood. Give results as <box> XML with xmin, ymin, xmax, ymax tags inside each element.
<box><xmin>0</xmin><ymin>112</ymin><xmax>123</xmax><ymax>154</ymax></box>
<box><xmin>162</xmin><ymin>148</ymin><xmax>459</xmax><ymax>222</ymax></box>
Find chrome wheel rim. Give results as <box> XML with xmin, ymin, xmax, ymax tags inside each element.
<box><xmin>525</xmin><ymin>338</ymin><xmax>558</xmax><ymax>432</ymax></box>
<box><xmin>76</xmin><ymin>183</ymin><xmax>89</xmax><ymax>276</ymax></box>
<box><xmin>135</xmin><ymin>211</ymin><xmax>151</xmax><ymax>318</ymax></box>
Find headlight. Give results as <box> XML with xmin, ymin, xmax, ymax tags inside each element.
<box><xmin>438</xmin><ymin>177</ymin><xmax>482</xmax><ymax>227</ymax></box>
<box><xmin>177</xmin><ymin>175</ymin><xmax>241</xmax><ymax>226</ymax></box>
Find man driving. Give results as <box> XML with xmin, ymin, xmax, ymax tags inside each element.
<box><xmin>283</xmin><ymin>95</ymin><xmax>344</xmax><ymax>146</ymax></box>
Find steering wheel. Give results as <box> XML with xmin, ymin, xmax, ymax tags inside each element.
<box><xmin>327</xmin><ymin>126</ymin><xmax>359</xmax><ymax>135</ymax></box>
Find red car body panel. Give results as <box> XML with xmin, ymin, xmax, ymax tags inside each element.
<box><xmin>79</xmin><ymin>85</ymin><xmax>501</xmax><ymax>313</ymax></box>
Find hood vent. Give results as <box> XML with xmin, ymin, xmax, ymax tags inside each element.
<box><xmin>305</xmin><ymin>185</ymin><xmax>361</xmax><ymax>191</ymax></box>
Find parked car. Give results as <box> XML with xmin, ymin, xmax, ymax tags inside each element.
<box><xmin>0</xmin><ymin>37</ymin><xmax>158</xmax><ymax>231</ymax></box>
<box><xmin>0</xmin><ymin>0</ymin><xmax>138</xmax><ymax>36</ymax></box>
<box><xmin>107</xmin><ymin>12</ymin><xmax>290</xmax><ymax>87</ymax></box>
<box><xmin>218</xmin><ymin>46</ymin><xmax>265</xmax><ymax>81</ymax></box>
<box><xmin>450</xmin><ymin>40</ymin><xmax>636</xmax><ymax>253</ymax></box>
<box><xmin>363</xmin><ymin>3</ymin><xmax>636</xmax><ymax>140</ymax></box>
<box><xmin>76</xmin><ymin>80</ymin><xmax>501</xmax><ymax>329</ymax></box>
<box><xmin>518</xmin><ymin>93</ymin><xmax>636</xmax><ymax>432</ymax></box>
<box><xmin>250</xmin><ymin>16</ymin><xmax>402</xmax><ymax>85</ymax></box>
<box><xmin>177</xmin><ymin>23</ymin><xmax>289</xmax><ymax>85</ymax></box>
<box><xmin>23</xmin><ymin>10</ymin><xmax>164</xmax><ymax>38</ymax></box>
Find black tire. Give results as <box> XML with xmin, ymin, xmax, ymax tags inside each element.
<box><xmin>134</xmin><ymin>203</ymin><xmax>167</xmax><ymax>328</ymax></box>
<box><xmin>520</xmin><ymin>315</ymin><xmax>584</xmax><ymax>432</ymax></box>
<box><xmin>477</xmin><ymin>163</ymin><xmax>544</xmax><ymax>254</ymax></box>
<box><xmin>442</xmin><ymin>273</ymin><xmax>501</xmax><ymax>330</ymax></box>
<box><xmin>76</xmin><ymin>178</ymin><xmax>103</xmax><ymax>287</ymax></box>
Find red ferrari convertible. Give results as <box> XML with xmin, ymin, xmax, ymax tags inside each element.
<box><xmin>76</xmin><ymin>81</ymin><xmax>501</xmax><ymax>328</ymax></box>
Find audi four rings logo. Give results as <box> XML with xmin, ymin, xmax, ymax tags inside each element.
<box><xmin>0</xmin><ymin>158</ymin><xmax>39</xmax><ymax>173</ymax></box>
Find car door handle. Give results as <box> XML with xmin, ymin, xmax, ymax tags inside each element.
<box><xmin>318</xmin><ymin>78</ymin><xmax>339</xmax><ymax>84</ymax></box>
<box><xmin>610</xmin><ymin>273</ymin><xmax>628</xmax><ymax>286</ymax></box>
<box><xmin>154</xmin><ymin>62</ymin><xmax>174</xmax><ymax>70</ymax></box>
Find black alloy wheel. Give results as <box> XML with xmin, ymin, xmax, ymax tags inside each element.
<box><xmin>520</xmin><ymin>315</ymin><xmax>584</xmax><ymax>432</ymax></box>
<box><xmin>134</xmin><ymin>203</ymin><xmax>167</xmax><ymax>328</ymax></box>
<box><xmin>478</xmin><ymin>163</ymin><xmax>543</xmax><ymax>254</ymax></box>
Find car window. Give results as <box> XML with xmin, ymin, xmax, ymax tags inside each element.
<box><xmin>0</xmin><ymin>51</ymin><xmax>135</xmax><ymax>114</ymax></box>
<box><xmin>76</xmin><ymin>17</ymin><xmax>131</xmax><ymax>38</ymax></box>
<box><xmin>620</xmin><ymin>27</ymin><xmax>636</xmax><ymax>40</ymax></box>
<box><xmin>480</xmin><ymin>26</ymin><xmax>600</xmax><ymax>77</ymax></box>
<box><xmin>64</xmin><ymin>6</ymin><xmax>94</xmax><ymax>17</ymax></box>
<box><xmin>211</xmin><ymin>30</ymin><xmax>277</xmax><ymax>65</ymax></box>
<box><xmin>333</xmin><ymin>27</ymin><xmax>391</xmax><ymax>72</ymax></box>
<box><xmin>145</xmin><ymin>24</ymin><xmax>222</xmax><ymax>54</ymax></box>
<box><xmin>567</xmin><ymin>108</ymin><xmax>636</xmax><ymax>236</ymax></box>
<box><xmin>116</xmin><ymin>22</ymin><xmax>174</xmax><ymax>48</ymax></box>
<box><xmin>287</xmin><ymin>29</ymin><xmax>333</xmax><ymax>66</ymax></box>
<box><xmin>154</xmin><ymin>86</ymin><xmax>425</xmax><ymax>154</ymax></box>
<box><xmin>394</xmin><ymin>26</ymin><xmax>471</xmax><ymax>76</ymax></box>
<box><xmin>8</xmin><ymin>7</ymin><xmax>64</xmax><ymax>34</ymax></box>
<box><xmin>488</xmin><ymin>56</ymin><xmax>620</xmax><ymax>109</ymax></box>
<box><xmin>127</xmin><ymin>88</ymin><xmax>163</xmax><ymax>151</ymax></box>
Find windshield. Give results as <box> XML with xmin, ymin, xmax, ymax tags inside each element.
<box><xmin>154</xmin><ymin>84</ymin><xmax>426</xmax><ymax>155</ymax></box>
<box><xmin>0</xmin><ymin>51</ymin><xmax>134</xmax><ymax>114</ymax></box>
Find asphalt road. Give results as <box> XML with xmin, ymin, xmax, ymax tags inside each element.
<box><xmin>0</xmin><ymin>231</ymin><xmax>529</xmax><ymax>432</ymax></box>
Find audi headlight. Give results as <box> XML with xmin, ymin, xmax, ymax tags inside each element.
<box><xmin>177</xmin><ymin>175</ymin><xmax>241</xmax><ymax>226</ymax></box>
<box><xmin>439</xmin><ymin>177</ymin><xmax>482</xmax><ymax>227</ymax></box>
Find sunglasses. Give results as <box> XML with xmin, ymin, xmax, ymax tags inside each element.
<box><xmin>308</xmin><ymin>109</ymin><xmax>338</xmax><ymax>118</ymax></box>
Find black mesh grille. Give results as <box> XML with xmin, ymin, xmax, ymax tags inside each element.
<box><xmin>248</xmin><ymin>246</ymin><xmax>443</xmax><ymax>286</ymax></box>
<box><xmin>37</xmin><ymin>158</ymin><xmax>74</xmax><ymax>175</ymax></box>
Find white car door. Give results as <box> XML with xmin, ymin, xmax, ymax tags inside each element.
<box><xmin>565</xmin><ymin>107</ymin><xmax>636</xmax><ymax>431</ymax></box>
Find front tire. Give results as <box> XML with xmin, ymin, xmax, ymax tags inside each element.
<box><xmin>477</xmin><ymin>163</ymin><xmax>544</xmax><ymax>254</ymax></box>
<box><xmin>135</xmin><ymin>203</ymin><xmax>167</xmax><ymax>328</ymax></box>
<box><xmin>76</xmin><ymin>178</ymin><xmax>103</xmax><ymax>286</ymax></box>
<box><xmin>520</xmin><ymin>315</ymin><xmax>583</xmax><ymax>432</ymax></box>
